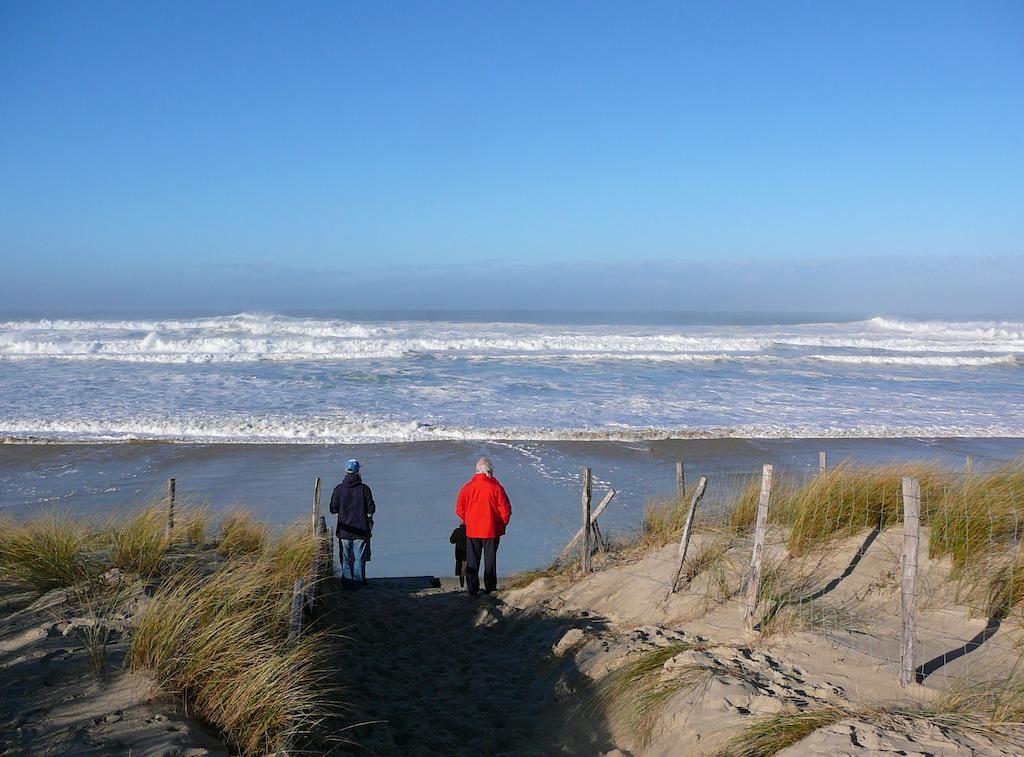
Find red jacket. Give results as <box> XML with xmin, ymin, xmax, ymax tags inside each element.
<box><xmin>456</xmin><ymin>473</ymin><xmax>512</xmax><ymax>539</ymax></box>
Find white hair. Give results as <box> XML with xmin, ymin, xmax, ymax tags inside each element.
<box><xmin>476</xmin><ymin>457</ymin><xmax>494</xmax><ymax>476</ymax></box>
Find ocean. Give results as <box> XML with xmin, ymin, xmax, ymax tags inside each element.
<box><xmin>2</xmin><ymin>311</ymin><xmax>1023</xmax><ymax>442</ymax></box>
<box><xmin>3</xmin><ymin>311</ymin><xmax>1023</xmax><ymax>576</ymax></box>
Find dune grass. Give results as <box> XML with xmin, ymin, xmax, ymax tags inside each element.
<box><xmin>594</xmin><ymin>642</ymin><xmax>713</xmax><ymax>746</ymax></box>
<box><xmin>718</xmin><ymin>670</ymin><xmax>1024</xmax><ymax>756</ymax></box>
<box><xmin>130</xmin><ymin>544</ymin><xmax>327</xmax><ymax>754</ymax></box>
<box><xmin>640</xmin><ymin>488</ymin><xmax>699</xmax><ymax>550</ymax></box>
<box><xmin>106</xmin><ymin>506</ymin><xmax>169</xmax><ymax>579</ymax></box>
<box><xmin>929</xmin><ymin>464</ymin><xmax>1024</xmax><ymax>570</ymax></box>
<box><xmin>217</xmin><ymin>510</ymin><xmax>269</xmax><ymax>556</ymax></box>
<box><xmin>723</xmin><ymin>462</ymin><xmax>950</xmax><ymax>554</ymax></box>
<box><xmin>505</xmin><ymin>566</ymin><xmax>567</xmax><ymax>590</ymax></box>
<box><xmin>727</xmin><ymin>474</ymin><xmax>772</xmax><ymax>534</ymax></box>
<box><xmin>179</xmin><ymin>506</ymin><xmax>210</xmax><ymax>545</ymax></box>
<box><xmin>723</xmin><ymin>551</ymin><xmax>869</xmax><ymax>636</ymax></box>
<box><xmin>785</xmin><ymin>463</ymin><xmax>948</xmax><ymax>556</ymax></box>
<box><xmin>0</xmin><ymin>505</ymin><xmax>332</xmax><ymax>755</ymax></box>
<box><xmin>715</xmin><ymin>704</ymin><xmax>850</xmax><ymax>756</ymax></box>
<box><xmin>67</xmin><ymin>575</ymin><xmax>138</xmax><ymax>679</ymax></box>
<box><xmin>0</xmin><ymin>514</ymin><xmax>94</xmax><ymax>591</ymax></box>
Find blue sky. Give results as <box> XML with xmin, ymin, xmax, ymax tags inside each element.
<box><xmin>1</xmin><ymin>1</ymin><xmax>1022</xmax><ymax>313</ymax></box>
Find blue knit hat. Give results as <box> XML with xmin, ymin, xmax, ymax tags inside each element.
<box><xmin>345</xmin><ymin>459</ymin><xmax>360</xmax><ymax>473</ymax></box>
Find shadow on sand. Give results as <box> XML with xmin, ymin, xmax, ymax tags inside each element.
<box><xmin>302</xmin><ymin>576</ymin><xmax>616</xmax><ymax>756</ymax></box>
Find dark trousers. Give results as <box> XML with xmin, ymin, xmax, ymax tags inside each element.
<box><xmin>455</xmin><ymin>555</ymin><xmax>466</xmax><ymax>587</ymax></box>
<box><xmin>465</xmin><ymin>536</ymin><xmax>500</xmax><ymax>595</ymax></box>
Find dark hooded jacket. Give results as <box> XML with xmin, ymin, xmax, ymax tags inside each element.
<box><xmin>329</xmin><ymin>473</ymin><xmax>376</xmax><ymax>539</ymax></box>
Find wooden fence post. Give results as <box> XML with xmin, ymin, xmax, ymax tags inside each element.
<box><xmin>743</xmin><ymin>464</ymin><xmax>774</xmax><ymax>629</ymax></box>
<box><xmin>288</xmin><ymin>578</ymin><xmax>305</xmax><ymax>643</ymax></box>
<box><xmin>312</xmin><ymin>477</ymin><xmax>322</xmax><ymax>539</ymax></box>
<box><xmin>900</xmin><ymin>476</ymin><xmax>921</xmax><ymax>687</ymax></box>
<box><xmin>676</xmin><ymin>461</ymin><xmax>685</xmax><ymax>499</ymax></box>
<box><xmin>819</xmin><ymin>451</ymin><xmax>827</xmax><ymax>475</ymax></box>
<box><xmin>166</xmin><ymin>478</ymin><xmax>175</xmax><ymax>540</ymax></box>
<box><xmin>592</xmin><ymin>520</ymin><xmax>606</xmax><ymax>553</ymax></box>
<box><xmin>581</xmin><ymin>467</ymin><xmax>592</xmax><ymax>575</ymax></box>
<box><xmin>966</xmin><ymin>455</ymin><xmax>974</xmax><ymax>477</ymax></box>
<box><xmin>666</xmin><ymin>476</ymin><xmax>708</xmax><ymax>600</ymax></box>
<box><xmin>555</xmin><ymin>489</ymin><xmax>617</xmax><ymax>564</ymax></box>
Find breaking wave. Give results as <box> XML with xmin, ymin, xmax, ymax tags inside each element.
<box><xmin>3</xmin><ymin>312</ymin><xmax>1023</xmax><ymax>443</ymax></box>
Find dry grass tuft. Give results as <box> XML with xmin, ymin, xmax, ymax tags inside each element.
<box><xmin>719</xmin><ymin>671</ymin><xmax>1024</xmax><ymax>756</ymax></box>
<box><xmin>107</xmin><ymin>506</ymin><xmax>169</xmax><ymax>578</ymax></box>
<box><xmin>929</xmin><ymin>465</ymin><xmax>1024</xmax><ymax>570</ymax></box>
<box><xmin>0</xmin><ymin>514</ymin><xmax>94</xmax><ymax>591</ymax></box>
<box><xmin>130</xmin><ymin>542</ymin><xmax>326</xmax><ymax>754</ymax></box>
<box><xmin>785</xmin><ymin>463</ymin><xmax>947</xmax><ymax>556</ymax></box>
<box><xmin>594</xmin><ymin>642</ymin><xmax>712</xmax><ymax>746</ymax></box>
<box><xmin>179</xmin><ymin>507</ymin><xmax>210</xmax><ymax>545</ymax></box>
<box><xmin>678</xmin><ymin>531</ymin><xmax>736</xmax><ymax>588</ymax></box>
<box><xmin>726</xmin><ymin>475</ymin><xmax>768</xmax><ymax>534</ymax></box>
<box><xmin>715</xmin><ymin>704</ymin><xmax>849</xmax><ymax>756</ymax></box>
<box><xmin>67</xmin><ymin>575</ymin><xmax>138</xmax><ymax>679</ymax></box>
<box><xmin>217</xmin><ymin>510</ymin><xmax>269</xmax><ymax>556</ymax></box>
<box><xmin>504</xmin><ymin>566</ymin><xmax>567</xmax><ymax>590</ymax></box>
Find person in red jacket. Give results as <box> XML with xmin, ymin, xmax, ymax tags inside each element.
<box><xmin>455</xmin><ymin>456</ymin><xmax>512</xmax><ymax>596</ymax></box>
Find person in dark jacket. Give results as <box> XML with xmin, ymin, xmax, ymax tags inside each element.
<box><xmin>455</xmin><ymin>457</ymin><xmax>511</xmax><ymax>596</ymax></box>
<box><xmin>329</xmin><ymin>459</ymin><xmax>376</xmax><ymax>588</ymax></box>
<box><xmin>449</xmin><ymin>523</ymin><xmax>467</xmax><ymax>587</ymax></box>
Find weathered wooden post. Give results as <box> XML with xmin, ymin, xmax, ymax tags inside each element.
<box><xmin>676</xmin><ymin>461</ymin><xmax>686</xmax><ymax>499</ymax></box>
<box><xmin>966</xmin><ymin>455</ymin><xmax>974</xmax><ymax>477</ymax></box>
<box><xmin>819</xmin><ymin>451</ymin><xmax>827</xmax><ymax>475</ymax></box>
<box><xmin>312</xmin><ymin>477</ymin><xmax>322</xmax><ymax>540</ymax></box>
<box><xmin>666</xmin><ymin>476</ymin><xmax>708</xmax><ymax>600</ymax></box>
<box><xmin>555</xmin><ymin>489</ymin><xmax>617</xmax><ymax>564</ymax></box>
<box><xmin>900</xmin><ymin>476</ymin><xmax>921</xmax><ymax>687</ymax></box>
<box><xmin>581</xmin><ymin>467</ymin><xmax>592</xmax><ymax>575</ymax></box>
<box><xmin>288</xmin><ymin>578</ymin><xmax>305</xmax><ymax>643</ymax></box>
<box><xmin>743</xmin><ymin>464</ymin><xmax>774</xmax><ymax>629</ymax></box>
<box><xmin>165</xmin><ymin>478</ymin><xmax>176</xmax><ymax>540</ymax></box>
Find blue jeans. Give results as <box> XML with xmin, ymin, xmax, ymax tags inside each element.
<box><xmin>340</xmin><ymin>538</ymin><xmax>368</xmax><ymax>585</ymax></box>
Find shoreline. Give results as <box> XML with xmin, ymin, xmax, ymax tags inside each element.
<box><xmin>4</xmin><ymin>436</ymin><xmax>1024</xmax><ymax>579</ymax></box>
<box><xmin>8</xmin><ymin>432</ymin><xmax>1024</xmax><ymax>446</ymax></box>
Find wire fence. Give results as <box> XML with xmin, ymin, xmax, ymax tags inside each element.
<box><xmin>563</xmin><ymin>453</ymin><xmax>1024</xmax><ymax>692</ymax></box>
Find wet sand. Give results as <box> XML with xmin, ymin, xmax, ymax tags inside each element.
<box><xmin>3</xmin><ymin>437</ymin><xmax>1023</xmax><ymax>577</ymax></box>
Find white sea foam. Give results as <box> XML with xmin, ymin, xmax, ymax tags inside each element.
<box><xmin>3</xmin><ymin>313</ymin><xmax>1024</xmax><ymax>363</ymax></box>
<box><xmin>5</xmin><ymin>416</ymin><xmax>1024</xmax><ymax>444</ymax></box>
<box><xmin>2</xmin><ymin>313</ymin><xmax>1022</xmax><ymax>443</ymax></box>
<box><xmin>809</xmin><ymin>354</ymin><xmax>1020</xmax><ymax>367</ymax></box>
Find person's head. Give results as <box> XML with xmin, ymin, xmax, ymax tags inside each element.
<box><xmin>475</xmin><ymin>457</ymin><xmax>493</xmax><ymax>476</ymax></box>
<box><xmin>345</xmin><ymin>459</ymin><xmax>361</xmax><ymax>474</ymax></box>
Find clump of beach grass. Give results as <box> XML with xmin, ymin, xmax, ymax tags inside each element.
<box><xmin>754</xmin><ymin>556</ymin><xmax>821</xmax><ymax>634</ymax></box>
<box><xmin>67</xmin><ymin>574</ymin><xmax>138</xmax><ymax>679</ymax></box>
<box><xmin>594</xmin><ymin>642</ymin><xmax>714</xmax><ymax>746</ymax></box>
<box><xmin>217</xmin><ymin>510</ymin><xmax>269</xmax><ymax>556</ymax></box>
<box><xmin>505</xmin><ymin>566</ymin><xmax>567</xmax><ymax>590</ymax></box>
<box><xmin>179</xmin><ymin>506</ymin><xmax>210</xmax><ymax>545</ymax></box>
<box><xmin>678</xmin><ymin>531</ymin><xmax>736</xmax><ymax>588</ymax></box>
<box><xmin>785</xmin><ymin>463</ymin><xmax>948</xmax><ymax>556</ymax></box>
<box><xmin>640</xmin><ymin>490</ymin><xmax>696</xmax><ymax>550</ymax></box>
<box><xmin>726</xmin><ymin>474</ymin><xmax>769</xmax><ymax>534</ymax></box>
<box><xmin>719</xmin><ymin>671</ymin><xmax>1024</xmax><ymax>756</ymax></box>
<box><xmin>715</xmin><ymin>704</ymin><xmax>850</xmax><ymax>756</ymax></box>
<box><xmin>107</xmin><ymin>506</ymin><xmax>169</xmax><ymax>579</ymax></box>
<box><xmin>130</xmin><ymin>546</ymin><xmax>327</xmax><ymax>754</ymax></box>
<box><xmin>929</xmin><ymin>464</ymin><xmax>1024</xmax><ymax>572</ymax></box>
<box><xmin>0</xmin><ymin>514</ymin><xmax>94</xmax><ymax>591</ymax></box>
